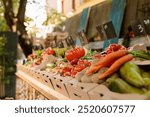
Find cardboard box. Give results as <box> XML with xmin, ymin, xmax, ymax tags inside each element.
<box><xmin>40</xmin><ymin>71</ymin><xmax>56</xmax><ymax>89</ymax></box>
<box><xmin>65</xmin><ymin>79</ymin><xmax>98</xmax><ymax>100</ymax></box>
<box><xmin>51</xmin><ymin>75</ymin><xmax>72</xmax><ymax>97</ymax></box>
<box><xmin>88</xmin><ymin>84</ymin><xmax>149</xmax><ymax>100</ymax></box>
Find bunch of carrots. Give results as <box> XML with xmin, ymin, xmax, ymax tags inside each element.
<box><xmin>85</xmin><ymin>50</ymin><xmax>133</xmax><ymax>79</ymax></box>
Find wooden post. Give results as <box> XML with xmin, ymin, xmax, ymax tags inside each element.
<box><xmin>0</xmin><ymin>56</ymin><xmax>5</xmax><ymax>98</ymax></box>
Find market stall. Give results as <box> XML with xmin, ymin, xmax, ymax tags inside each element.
<box><xmin>16</xmin><ymin>36</ymin><xmax>150</xmax><ymax>100</ymax></box>
<box><xmin>14</xmin><ymin>0</ymin><xmax>150</xmax><ymax>100</ymax></box>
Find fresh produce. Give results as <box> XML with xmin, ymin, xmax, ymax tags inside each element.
<box><xmin>143</xmin><ymin>78</ymin><xmax>150</xmax><ymax>90</ymax></box>
<box><xmin>65</xmin><ymin>47</ymin><xmax>85</xmax><ymax>62</ymax></box>
<box><xmin>106</xmin><ymin>78</ymin><xmax>144</xmax><ymax>94</ymax></box>
<box><xmin>75</xmin><ymin>67</ymin><xmax>89</xmax><ymax>82</ymax></box>
<box><xmin>61</xmin><ymin>67</ymin><xmax>72</xmax><ymax>77</ymax></box>
<box><xmin>99</xmin><ymin>54</ymin><xmax>133</xmax><ymax>79</ymax></box>
<box><xmin>141</xmin><ymin>70</ymin><xmax>150</xmax><ymax>89</ymax></box>
<box><xmin>70</xmin><ymin>60</ymin><xmax>91</xmax><ymax>78</ymax></box>
<box><xmin>82</xmin><ymin>49</ymin><xmax>97</xmax><ymax>60</ymax></box>
<box><xmin>60</xmin><ymin>59</ymin><xmax>91</xmax><ymax>78</ymax></box>
<box><xmin>27</xmin><ymin>53</ymin><xmax>38</xmax><ymax>61</ymax></box>
<box><xmin>85</xmin><ymin>50</ymin><xmax>128</xmax><ymax>75</ymax></box>
<box><xmin>119</xmin><ymin>62</ymin><xmax>145</xmax><ymax>87</ymax></box>
<box><xmin>23</xmin><ymin>44</ymin><xmax>150</xmax><ymax>97</ymax></box>
<box><xmin>81</xmin><ymin>74</ymin><xmax>92</xmax><ymax>83</ymax></box>
<box><xmin>91</xmin><ymin>67</ymin><xmax>108</xmax><ymax>83</ymax></box>
<box><xmin>33</xmin><ymin>54</ymin><xmax>56</xmax><ymax>70</ymax></box>
<box><xmin>129</xmin><ymin>50</ymin><xmax>150</xmax><ymax>60</ymax></box>
<box><xmin>53</xmin><ymin>47</ymin><xmax>67</xmax><ymax>57</ymax></box>
<box><xmin>42</xmin><ymin>47</ymin><xmax>54</xmax><ymax>55</ymax></box>
<box><xmin>105</xmin><ymin>44</ymin><xmax>127</xmax><ymax>54</ymax></box>
<box><xmin>93</xmin><ymin>54</ymin><xmax>102</xmax><ymax>59</ymax></box>
<box><xmin>141</xmin><ymin>70</ymin><xmax>150</xmax><ymax>79</ymax></box>
<box><xmin>95</xmin><ymin>50</ymin><xmax>128</xmax><ymax>66</ymax></box>
<box><xmin>70</xmin><ymin>58</ymin><xmax>79</xmax><ymax>66</ymax></box>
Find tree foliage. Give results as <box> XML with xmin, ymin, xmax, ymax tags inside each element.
<box><xmin>0</xmin><ymin>1</ymin><xmax>9</xmax><ymax>31</ymax></box>
<box><xmin>43</xmin><ymin>8</ymin><xmax>67</xmax><ymax>26</ymax></box>
<box><xmin>0</xmin><ymin>0</ymin><xmax>32</xmax><ymax>57</ymax></box>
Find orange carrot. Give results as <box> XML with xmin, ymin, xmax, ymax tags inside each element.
<box><xmin>85</xmin><ymin>50</ymin><xmax>128</xmax><ymax>75</ymax></box>
<box><xmin>99</xmin><ymin>54</ymin><xmax>133</xmax><ymax>79</ymax></box>
<box><xmin>85</xmin><ymin>66</ymin><xmax>100</xmax><ymax>75</ymax></box>
<box><xmin>94</xmin><ymin>50</ymin><xmax>128</xmax><ymax>66</ymax></box>
<box><xmin>85</xmin><ymin>60</ymin><xmax>115</xmax><ymax>75</ymax></box>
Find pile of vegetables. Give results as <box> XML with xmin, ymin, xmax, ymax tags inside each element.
<box><xmin>75</xmin><ymin>49</ymin><xmax>134</xmax><ymax>83</ymax></box>
<box><xmin>60</xmin><ymin>47</ymin><xmax>91</xmax><ymax>77</ymax></box>
<box><xmin>23</xmin><ymin>43</ymin><xmax>150</xmax><ymax>96</ymax></box>
<box><xmin>24</xmin><ymin>46</ymin><xmax>93</xmax><ymax>77</ymax></box>
<box><xmin>61</xmin><ymin>59</ymin><xmax>91</xmax><ymax>77</ymax></box>
<box><xmin>106</xmin><ymin>62</ymin><xmax>150</xmax><ymax>96</ymax></box>
<box><xmin>25</xmin><ymin>48</ymin><xmax>55</xmax><ymax>67</ymax></box>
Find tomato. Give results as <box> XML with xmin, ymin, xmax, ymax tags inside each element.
<box><xmin>70</xmin><ymin>58</ymin><xmax>79</xmax><ymax>66</ymax></box>
<box><xmin>106</xmin><ymin>44</ymin><xmax>127</xmax><ymax>54</ymax></box>
<box><xmin>65</xmin><ymin>47</ymin><xmax>85</xmax><ymax>62</ymax></box>
<box><xmin>61</xmin><ymin>67</ymin><xmax>72</xmax><ymax>77</ymax></box>
<box><xmin>63</xmin><ymin>72</ymin><xmax>71</xmax><ymax>77</ymax></box>
<box><xmin>78</xmin><ymin>60</ymin><xmax>91</xmax><ymax>67</ymax></box>
<box><xmin>62</xmin><ymin>67</ymin><xmax>72</xmax><ymax>73</ymax></box>
<box><xmin>71</xmin><ymin>69</ymin><xmax>78</xmax><ymax>78</ymax></box>
<box><xmin>77</xmin><ymin>60</ymin><xmax>85</xmax><ymax>64</ymax></box>
<box><xmin>43</xmin><ymin>48</ymin><xmax>54</xmax><ymax>55</ymax></box>
<box><xmin>65</xmin><ymin>50</ymin><xmax>74</xmax><ymax>61</ymax></box>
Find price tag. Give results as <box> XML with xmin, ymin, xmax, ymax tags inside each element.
<box><xmin>57</xmin><ymin>40</ymin><xmax>64</xmax><ymax>48</ymax></box>
<box><xmin>96</xmin><ymin>21</ymin><xmax>118</xmax><ymax>49</ymax></box>
<box><xmin>96</xmin><ymin>21</ymin><xmax>117</xmax><ymax>40</ymax></box>
<box><xmin>96</xmin><ymin>25</ymin><xmax>106</xmax><ymax>40</ymax></box>
<box><xmin>131</xmin><ymin>20</ymin><xmax>146</xmax><ymax>36</ymax></box>
<box><xmin>50</xmin><ymin>41</ymin><xmax>56</xmax><ymax>48</ymax></box>
<box><xmin>32</xmin><ymin>44</ymin><xmax>43</xmax><ymax>50</ymax></box>
<box><xmin>143</xmin><ymin>17</ymin><xmax>150</xmax><ymax>34</ymax></box>
<box><xmin>103</xmin><ymin>21</ymin><xmax>117</xmax><ymax>39</ymax></box>
<box><xmin>77</xmin><ymin>30</ymin><xmax>88</xmax><ymax>46</ymax></box>
<box><xmin>65</xmin><ymin>36</ymin><xmax>75</xmax><ymax>47</ymax></box>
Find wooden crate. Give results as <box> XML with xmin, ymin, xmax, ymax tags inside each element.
<box><xmin>65</xmin><ymin>79</ymin><xmax>98</xmax><ymax>100</ymax></box>
<box><xmin>88</xmin><ymin>84</ymin><xmax>149</xmax><ymax>100</ymax></box>
<box><xmin>51</xmin><ymin>75</ymin><xmax>72</xmax><ymax>97</ymax></box>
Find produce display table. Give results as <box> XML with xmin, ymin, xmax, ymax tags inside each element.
<box><xmin>16</xmin><ymin>70</ymin><xmax>70</xmax><ymax>100</ymax></box>
<box><xmin>16</xmin><ymin>64</ymin><xmax>150</xmax><ymax>100</ymax></box>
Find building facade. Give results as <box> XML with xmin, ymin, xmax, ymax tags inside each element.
<box><xmin>46</xmin><ymin>0</ymin><xmax>88</xmax><ymax>15</ymax></box>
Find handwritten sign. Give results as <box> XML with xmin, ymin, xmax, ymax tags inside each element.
<box><xmin>96</xmin><ymin>21</ymin><xmax>117</xmax><ymax>40</ymax></box>
<box><xmin>57</xmin><ymin>40</ymin><xmax>64</xmax><ymax>48</ymax></box>
<box><xmin>103</xmin><ymin>21</ymin><xmax>117</xmax><ymax>39</ymax></box>
<box><xmin>143</xmin><ymin>17</ymin><xmax>150</xmax><ymax>34</ymax></box>
<box><xmin>65</xmin><ymin>36</ymin><xmax>75</xmax><ymax>47</ymax></box>
<box><xmin>77</xmin><ymin>30</ymin><xmax>88</xmax><ymax>46</ymax></box>
<box><xmin>131</xmin><ymin>20</ymin><xmax>146</xmax><ymax>36</ymax></box>
<box><xmin>96</xmin><ymin>25</ymin><xmax>105</xmax><ymax>40</ymax></box>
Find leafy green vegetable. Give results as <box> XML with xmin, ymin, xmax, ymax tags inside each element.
<box><xmin>129</xmin><ymin>50</ymin><xmax>150</xmax><ymax>60</ymax></box>
<box><xmin>81</xmin><ymin>49</ymin><xmax>97</xmax><ymax>60</ymax></box>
